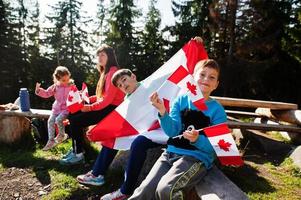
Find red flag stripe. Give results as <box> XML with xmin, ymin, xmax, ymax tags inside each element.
<box><xmin>167</xmin><ymin>65</ymin><xmax>189</xmax><ymax>84</ymax></box>
<box><xmin>203</xmin><ymin>123</ymin><xmax>231</xmax><ymax>137</ymax></box>
<box><xmin>182</xmin><ymin>40</ymin><xmax>209</xmax><ymax>74</ymax></box>
<box><xmin>218</xmin><ymin>156</ymin><xmax>244</xmax><ymax>166</ymax></box>
<box><xmin>193</xmin><ymin>98</ymin><xmax>207</xmax><ymax>111</ymax></box>
<box><xmin>88</xmin><ymin>110</ymin><xmax>139</xmax><ymax>141</ymax></box>
<box><xmin>68</xmin><ymin>102</ymin><xmax>83</xmax><ymax>114</ymax></box>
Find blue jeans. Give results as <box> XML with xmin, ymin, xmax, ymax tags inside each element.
<box><xmin>91</xmin><ymin>135</ymin><xmax>161</xmax><ymax>195</ymax></box>
<box><xmin>121</xmin><ymin>136</ymin><xmax>161</xmax><ymax>195</ymax></box>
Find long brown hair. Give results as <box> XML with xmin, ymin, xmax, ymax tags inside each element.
<box><xmin>95</xmin><ymin>44</ymin><xmax>119</xmax><ymax>98</ymax></box>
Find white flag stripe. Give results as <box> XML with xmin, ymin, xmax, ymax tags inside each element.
<box><xmin>142</xmin><ymin>49</ymin><xmax>187</xmax><ymax>88</ymax></box>
<box><xmin>177</xmin><ymin>75</ymin><xmax>204</xmax><ymax>102</ymax></box>
<box><xmin>113</xmin><ymin>129</ymin><xmax>168</xmax><ymax>150</ymax></box>
<box><xmin>208</xmin><ymin>134</ymin><xmax>240</xmax><ymax>157</ymax></box>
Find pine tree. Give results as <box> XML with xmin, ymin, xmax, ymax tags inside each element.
<box><xmin>43</xmin><ymin>0</ymin><xmax>93</xmax><ymax>85</ymax></box>
<box><xmin>169</xmin><ymin>0</ymin><xmax>212</xmax><ymax>55</ymax></box>
<box><xmin>138</xmin><ymin>0</ymin><xmax>165</xmax><ymax>79</ymax></box>
<box><xmin>104</xmin><ymin>0</ymin><xmax>140</xmax><ymax>70</ymax></box>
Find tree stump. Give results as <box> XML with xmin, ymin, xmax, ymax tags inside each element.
<box><xmin>0</xmin><ymin>115</ymin><xmax>31</xmax><ymax>144</ymax></box>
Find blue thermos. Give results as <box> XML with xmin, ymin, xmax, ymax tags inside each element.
<box><xmin>19</xmin><ymin>88</ymin><xmax>30</xmax><ymax>112</ymax></box>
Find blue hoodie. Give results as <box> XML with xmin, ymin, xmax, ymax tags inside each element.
<box><xmin>159</xmin><ymin>94</ymin><xmax>227</xmax><ymax>169</ymax></box>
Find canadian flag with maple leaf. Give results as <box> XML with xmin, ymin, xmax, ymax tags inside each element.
<box><xmin>203</xmin><ymin>123</ymin><xmax>244</xmax><ymax>166</ymax></box>
<box><xmin>66</xmin><ymin>85</ymin><xmax>83</xmax><ymax>114</ymax></box>
<box><xmin>87</xmin><ymin>39</ymin><xmax>243</xmax><ymax>166</ymax></box>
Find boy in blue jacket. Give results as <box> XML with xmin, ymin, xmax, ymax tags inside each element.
<box><xmin>128</xmin><ymin>59</ymin><xmax>227</xmax><ymax>200</ymax></box>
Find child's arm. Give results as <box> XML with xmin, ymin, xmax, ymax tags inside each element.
<box><xmin>35</xmin><ymin>83</ymin><xmax>55</xmax><ymax>98</ymax></box>
<box><xmin>150</xmin><ymin>92</ymin><xmax>182</xmax><ymax>137</ymax></box>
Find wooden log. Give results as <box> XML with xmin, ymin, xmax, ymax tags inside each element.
<box><xmin>227</xmin><ymin>121</ymin><xmax>301</xmax><ymax>133</ymax></box>
<box><xmin>0</xmin><ymin>115</ymin><xmax>31</xmax><ymax>143</ymax></box>
<box><xmin>0</xmin><ymin>109</ymin><xmax>51</xmax><ymax>119</ymax></box>
<box><xmin>212</xmin><ymin>96</ymin><xmax>298</xmax><ymax>110</ymax></box>
<box><xmin>255</xmin><ymin>108</ymin><xmax>301</xmax><ymax>126</ymax></box>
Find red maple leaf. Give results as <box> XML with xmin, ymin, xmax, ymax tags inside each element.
<box><xmin>71</xmin><ymin>85</ymin><xmax>78</xmax><ymax>92</ymax></box>
<box><xmin>186</xmin><ymin>82</ymin><xmax>197</xmax><ymax>96</ymax></box>
<box><xmin>68</xmin><ymin>95</ymin><xmax>73</xmax><ymax>102</ymax></box>
<box><xmin>218</xmin><ymin>139</ymin><xmax>232</xmax><ymax>152</ymax></box>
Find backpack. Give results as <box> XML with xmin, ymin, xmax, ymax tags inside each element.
<box><xmin>31</xmin><ymin>118</ymin><xmax>49</xmax><ymax>145</ymax></box>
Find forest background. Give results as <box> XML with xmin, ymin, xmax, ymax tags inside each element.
<box><xmin>1</xmin><ymin>0</ymin><xmax>300</xmax><ymax>109</ymax></box>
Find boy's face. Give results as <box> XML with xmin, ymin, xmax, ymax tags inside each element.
<box><xmin>116</xmin><ymin>74</ymin><xmax>138</xmax><ymax>94</ymax></box>
<box><xmin>195</xmin><ymin>66</ymin><xmax>219</xmax><ymax>96</ymax></box>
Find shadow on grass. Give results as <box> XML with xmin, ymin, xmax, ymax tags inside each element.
<box><xmin>0</xmin><ymin>140</ymin><xmax>99</xmax><ymax>186</ymax></box>
<box><xmin>221</xmin><ymin>163</ymin><xmax>276</xmax><ymax>195</ymax></box>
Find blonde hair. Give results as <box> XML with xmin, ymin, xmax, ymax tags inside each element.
<box><xmin>193</xmin><ymin>59</ymin><xmax>220</xmax><ymax>79</ymax></box>
<box><xmin>53</xmin><ymin>66</ymin><xmax>71</xmax><ymax>83</ymax></box>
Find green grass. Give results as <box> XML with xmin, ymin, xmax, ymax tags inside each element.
<box><xmin>1</xmin><ymin>137</ymin><xmax>300</xmax><ymax>200</ymax></box>
<box><xmin>0</xmin><ymin>140</ymin><xmax>124</xmax><ymax>200</ymax></box>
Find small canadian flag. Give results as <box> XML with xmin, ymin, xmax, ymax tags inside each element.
<box><xmin>66</xmin><ymin>85</ymin><xmax>83</xmax><ymax>114</ymax></box>
<box><xmin>203</xmin><ymin>123</ymin><xmax>244</xmax><ymax>166</ymax></box>
<box><xmin>81</xmin><ymin>83</ymin><xmax>90</xmax><ymax>104</ymax></box>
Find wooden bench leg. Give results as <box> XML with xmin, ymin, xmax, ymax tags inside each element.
<box><xmin>0</xmin><ymin>115</ymin><xmax>31</xmax><ymax>144</ymax></box>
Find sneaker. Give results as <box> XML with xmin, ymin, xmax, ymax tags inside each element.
<box><xmin>55</xmin><ymin>133</ymin><xmax>68</xmax><ymax>143</ymax></box>
<box><xmin>42</xmin><ymin>139</ymin><xmax>56</xmax><ymax>151</ymax></box>
<box><xmin>59</xmin><ymin>153</ymin><xmax>84</xmax><ymax>165</ymax></box>
<box><xmin>77</xmin><ymin>171</ymin><xmax>105</xmax><ymax>186</ymax></box>
<box><xmin>100</xmin><ymin>189</ymin><xmax>128</xmax><ymax>200</ymax></box>
<box><xmin>62</xmin><ymin>148</ymin><xmax>74</xmax><ymax>159</ymax></box>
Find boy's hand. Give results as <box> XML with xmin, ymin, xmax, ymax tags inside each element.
<box><xmin>149</xmin><ymin>92</ymin><xmax>166</xmax><ymax>116</ymax></box>
<box><xmin>193</xmin><ymin>36</ymin><xmax>203</xmax><ymax>43</ymax></box>
<box><xmin>35</xmin><ymin>82</ymin><xmax>41</xmax><ymax>93</ymax></box>
<box><xmin>183</xmin><ymin>129</ymin><xmax>199</xmax><ymax>143</ymax></box>
<box><xmin>81</xmin><ymin>105</ymin><xmax>91</xmax><ymax>112</ymax></box>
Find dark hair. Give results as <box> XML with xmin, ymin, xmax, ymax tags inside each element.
<box><xmin>194</xmin><ymin>59</ymin><xmax>220</xmax><ymax>79</ymax></box>
<box><xmin>53</xmin><ymin>66</ymin><xmax>71</xmax><ymax>82</ymax></box>
<box><xmin>96</xmin><ymin>44</ymin><xmax>119</xmax><ymax>74</ymax></box>
<box><xmin>111</xmin><ymin>69</ymin><xmax>133</xmax><ymax>87</ymax></box>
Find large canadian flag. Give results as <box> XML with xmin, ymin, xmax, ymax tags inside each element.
<box><xmin>87</xmin><ymin>39</ymin><xmax>207</xmax><ymax>142</ymax></box>
<box><xmin>87</xmin><ymin>39</ymin><xmax>243</xmax><ymax>166</ymax></box>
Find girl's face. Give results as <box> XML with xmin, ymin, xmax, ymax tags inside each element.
<box><xmin>97</xmin><ymin>51</ymin><xmax>108</xmax><ymax>69</ymax></box>
<box><xmin>58</xmin><ymin>75</ymin><xmax>70</xmax><ymax>85</ymax></box>
<box><xmin>195</xmin><ymin>66</ymin><xmax>219</xmax><ymax>96</ymax></box>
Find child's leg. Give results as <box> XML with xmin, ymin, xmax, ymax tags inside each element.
<box><xmin>128</xmin><ymin>151</ymin><xmax>171</xmax><ymax>200</ymax></box>
<box><xmin>92</xmin><ymin>146</ymin><xmax>118</xmax><ymax>176</ymax></box>
<box><xmin>121</xmin><ymin>135</ymin><xmax>161</xmax><ymax>195</ymax></box>
<box><xmin>55</xmin><ymin>113</ymin><xmax>68</xmax><ymax>136</ymax></box>
<box><xmin>155</xmin><ymin>155</ymin><xmax>207</xmax><ymax>200</ymax></box>
<box><xmin>47</xmin><ymin>113</ymin><xmax>57</xmax><ymax>140</ymax></box>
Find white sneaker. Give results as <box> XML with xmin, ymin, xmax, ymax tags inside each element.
<box><xmin>100</xmin><ymin>189</ymin><xmax>128</xmax><ymax>200</ymax></box>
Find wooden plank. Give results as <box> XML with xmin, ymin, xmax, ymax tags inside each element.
<box><xmin>226</xmin><ymin>110</ymin><xmax>261</xmax><ymax>118</ymax></box>
<box><xmin>212</xmin><ymin>96</ymin><xmax>298</xmax><ymax>110</ymax></box>
<box><xmin>256</xmin><ymin>108</ymin><xmax>301</xmax><ymax>126</ymax></box>
<box><xmin>0</xmin><ymin>109</ymin><xmax>51</xmax><ymax>119</ymax></box>
<box><xmin>227</xmin><ymin>121</ymin><xmax>301</xmax><ymax>133</ymax></box>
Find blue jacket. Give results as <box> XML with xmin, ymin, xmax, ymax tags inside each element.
<box><xmin>159</xmin><ymin>94</ymin><xmax>227</xmax><ymax>169</ymax></box>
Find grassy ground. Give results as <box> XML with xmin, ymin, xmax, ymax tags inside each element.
<box><xmin>0</xmin><ymin>136</ymin><xmax>300</xmax><ymax>200</ymax></box>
